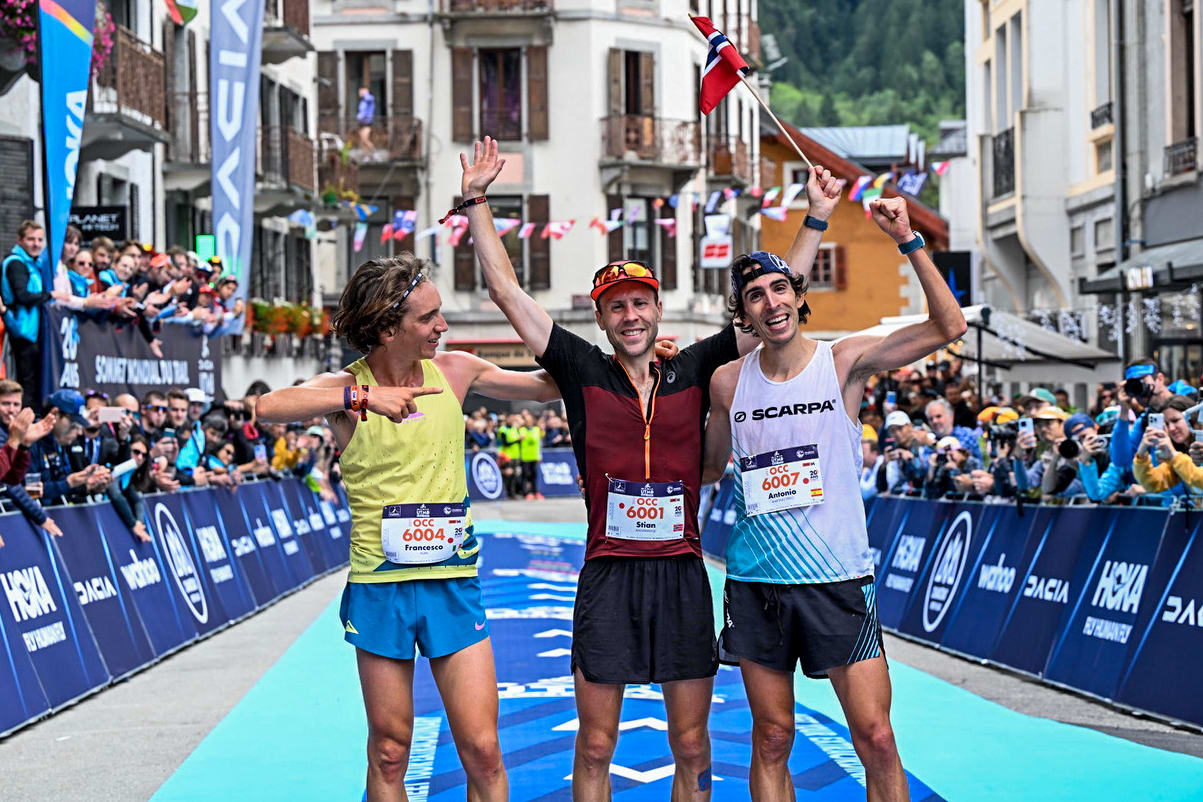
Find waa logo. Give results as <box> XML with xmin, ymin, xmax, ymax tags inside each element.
<box><xmin>1091</xmin><ymin>560</ymin><xmax>1148</xmax><ymax>615</ymax></box>
<box><xmin>471</xmin><ymin>452</ymin><xmax>503</xmax><ymax>500</ymax></box>
<box><xmin>1</xmin><ymin>566</ymin><xmax>57</xmax><ymax>622</ymax></box>
<box><xmin>922</xmin><ymin>511</ymin><xmax>972</xmax><ymax>633</ymax></box>
<box><xmin>155</xmin><ymin>503</ymin><xmax>209</xmax><ymax>624</ymax></box>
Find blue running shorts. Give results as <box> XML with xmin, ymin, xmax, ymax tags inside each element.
<box><xmin>339</xmin><ymin>576</ymin><xmax>489</xmax><ymax>660</ymax></box>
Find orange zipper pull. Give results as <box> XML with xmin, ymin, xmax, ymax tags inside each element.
<box><xmin>643</xmin><ymin>424</ymin><xmax>650</xmax><ymax>441</ymax></box>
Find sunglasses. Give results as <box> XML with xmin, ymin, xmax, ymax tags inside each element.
<box><xmin>145</xmin><ymin>405</ymin><xmax>168</xmax><ymax>413</ymax></box>
<box><xmin>131</xmin><ymin>449</ymin><xmax>148</xmax><ymax>457</ymax></box>
<box><xmin>592</xmin><ymin>261</ymin><xmax>655</xmax><ymax>289</ymax></box>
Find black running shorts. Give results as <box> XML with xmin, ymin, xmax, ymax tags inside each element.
<box><xmin>573</xmin><ymin>556</ymin><xmax>718</xmax><ymax>684</ymax></box>
<box><xmin>719</xmin><ymin>575</ymin><xmax>884</xmax><ymax>678</ymax></box>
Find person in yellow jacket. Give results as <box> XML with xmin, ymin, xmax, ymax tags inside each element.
<box><xmin>1134</xmin><ymin>427</ymin><xmax>1203</xmax><ymax>492</ymax></box>
<box><xmin>256</xmin><ymin>255</ymin><xmax>563</xmax><ymax>802</ymax></box>
<box><xmin>518</xmin><ymin>410</ymin><xmax>543</xmax><ymax>500</ymax></box>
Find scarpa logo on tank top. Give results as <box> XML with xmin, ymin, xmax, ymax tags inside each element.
<box><xmin>733</xmin><ymin>399</ymin><xmax>839</xmax><ymax>423</ymax></box>
<box><xmin>921</xmin><ymin>510</ymin><xmax>972</xmax><ymax>633</ymax></box>
<box><xmin>471</xmin><ymin>452</ymin><xmax>504</xmax><ymax>500</ymax></box>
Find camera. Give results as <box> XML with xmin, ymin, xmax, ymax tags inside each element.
<box><xmin>988</xmin><ymin>423</ymin><xmax>1018</xmax><ymax>445</ymax></box>
<box><xmin>1123</xmin><ymin>377</ymin><xmax>1155</xmax><ymax>403</ymax></box>
<box><xmin>1058</xmin><ymin>438</ymin><xmax>1081</xmax><ymax>459</ymax></box>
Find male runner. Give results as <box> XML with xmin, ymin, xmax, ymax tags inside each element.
<box><xmin>703</xmin><ymin>197</ymin><xmax>967</xmax><ymax>801</ymax></box>
<box><xmin>459</xmin><ymin>136</ymin><xmax>843</xmax><ymax>800</ymax></box>
<box><xmin>257</xmin><ymin>255</ymin><xmax>564</xmax><ymax>802</ymax></box>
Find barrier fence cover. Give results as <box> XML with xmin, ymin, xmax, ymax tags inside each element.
<box><xmin>700</xmin><ymin>490</ymin><xmax>1203</xmax><ymax>728</ymax></box>
<box><xmin>465</xmin><ymin>448</ymin><xmax>581</xmax><ymax>501</ymax></box>
<box><xmin>41</xmin><ymin>306</ymin><xmax>223</xmax><ymax>402</ymax></box>
<box><xmin>0</xmin><ymin>479</ymin><xmax>348</xmax><ymax>737</ymax></box>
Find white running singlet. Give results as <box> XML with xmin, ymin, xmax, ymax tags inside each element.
<box><xmin>725</xmin><ymin>341</ymin><xmax>873</xmax><ymax>584</ymax></box>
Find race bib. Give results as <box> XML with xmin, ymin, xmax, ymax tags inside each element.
<box><xmin>739</xmin><ymin>444</ymin><xmax>823</xmax><ymax>516</ymax></box>
<box><xmin>380</xmin><ymin>502</ymin><xmax>467</xmax><ymax>565</ymax></box>
<box><xmin>605</xmin><ymin>478</ymin><xmax>686</xmax><ymax>541</ymax></box>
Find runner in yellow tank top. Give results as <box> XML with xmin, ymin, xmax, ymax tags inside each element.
<box><xmin>256</xmin><ymin>255</ymin><xmax>563</xmax><ymax>802</ymax></box>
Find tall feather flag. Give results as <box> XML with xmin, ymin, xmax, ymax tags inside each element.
<box><xmin>691</xmin><ymin>16</ymin><xmax>750</xmax><ymax>114</ymax></box>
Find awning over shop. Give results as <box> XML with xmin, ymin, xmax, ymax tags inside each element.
<box><xmin>847</xmin><ymin>305</ymin><xmax>1117</xmax><ymax>370</ymax></box>
<box><xmin>1079</xmin><ymin>238</ymin><xmax>1203</xmax><ymax>294</ymax></box>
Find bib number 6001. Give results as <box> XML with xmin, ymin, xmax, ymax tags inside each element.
<box><xmin>626</xmin><ymin>498</ymin><xmax>664</xmax><ymax>519</ymax></box>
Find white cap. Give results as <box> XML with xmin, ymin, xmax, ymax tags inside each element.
<box><xmin>185</xmin><ymin>388</ymin><xmax>212</xmax><ymax>404</ymax></box>
<box><xmin>884</xmin><ymin>410</ymin><xmax>911</xmax><ymax>429</ymax></box>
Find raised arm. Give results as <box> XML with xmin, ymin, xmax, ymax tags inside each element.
<box><xmin>439</xmin><ymin>350</ymin><xmax>562</xmax><ymax>403</ymax></box>
<box><xmin>782</xmin><ymin>166</ymin><xmax>845</xmax><ymax>276</ymax></box>
<box><xmin>461</xmin><ymin>138</ymin><xmax>554</xmax><ymax>357</ymax></box>
<box><xmin>835</xmin><ymin>197</ymin><xmax>967</xmax><ymax>386</ymax></box>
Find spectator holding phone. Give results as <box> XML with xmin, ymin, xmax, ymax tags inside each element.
<box><xmin>1110</xmin><ymin>359</ymin><xmax>1175</xmax><ymax>475</ymax></box>
<box><xmin>107</xmin><ymin>435</ymin><xmax>151</xmax><ymax>542</ymax></box>
<box><xmin>876</xmin><ymin>411</ymin><xmax>926</xmax><ymax>494</ymax></box>
<box><xmin>1133</xmin><ymin>396</ymin><xmax>1202</xmax><ymax>497</ymax></box>
<box><xmin>28</xmin><ymin>390</ymin><xmax>112</xmax><ymax>506</ymax></box>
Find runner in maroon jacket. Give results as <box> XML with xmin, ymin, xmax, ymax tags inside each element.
<box><xmin>459</xmin><ymin>137</ymin><xmax>842</xmax><ymax>801</ymax></box>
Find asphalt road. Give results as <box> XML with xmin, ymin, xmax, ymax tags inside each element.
<box><xmin>1</xmin><ymin>498</ymin><xmax>1199</xmax><ymax>802</ymax></box>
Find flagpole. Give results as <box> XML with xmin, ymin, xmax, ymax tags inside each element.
<box><xmin>687</xmin><ymin>15</ymin><xmax>814</xmax><ymax>171</ymax></box>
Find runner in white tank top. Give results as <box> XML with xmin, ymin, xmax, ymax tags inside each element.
<box><xmin>703</xmin><ymin>192</ymin><xmax>967</xmax><ymax>802</ymax></box>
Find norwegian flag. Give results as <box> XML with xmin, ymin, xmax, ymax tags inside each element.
<box><xmin>692</xmin><ymin>16</ymin><xmax>750</xmax><ymax>114</ymax></box>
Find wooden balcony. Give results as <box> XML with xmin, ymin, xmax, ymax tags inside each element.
<box><xmin>708</xmin><ymin>139</ymin><xmax>752</xmax><ymax>185</ymax></box>
<box><xmin>316</xmin><ymin>114</ymin><xmax>424</xmax><ymax>166</ymax></box>
<box><xmin>318</xmin><ymin>138</ymin><xmax>360</xmax><ymax>202</ymax></box>
<box><xmin>263</xmin><ymin>0</ymin><xmax>313</xmax><ymax>65</ymax></box>
<box><xmin>163</xmin><ymin>91</ymin><xmax>210</xmax><ymax>191</ymax></box>
<box><xmin>85</xmin><ymin>25</ymin><xmax>168</xmax><ymax>160</ymax></box>
<box><xmin>258</xmin><ymin>125</ymin><xmax>316</xmax><ymax>214</ymax></box>
<box><xmin>600</xmin><ymin>115</ymin><xmax>701</xmax><ymax>167</ymax></box>
<box><xmin>441</xmin><ymin>0</ymin><xmax>552</xmax><ymax>13</ymax></box>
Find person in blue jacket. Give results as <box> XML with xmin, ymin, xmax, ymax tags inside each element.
<box><xmin>2</xmin><ymin>221</ymin><xmax>52</xmax><ymax>408</ymax></box>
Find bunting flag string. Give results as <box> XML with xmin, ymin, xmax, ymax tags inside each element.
<box><xmin>653</xmin><ymin>218</ymin><xmax>677</xmax><ymax>238</ymax></box>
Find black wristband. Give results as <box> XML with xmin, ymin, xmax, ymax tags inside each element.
<box><xmin>439</xmin><ymin>196</ymin><xmax>488</xmax><ymax>225</ymax></box>
<box><xmin>803</xmin><ymin>215</ymin><xmax>829</xmax><ymax>231</ymax></box>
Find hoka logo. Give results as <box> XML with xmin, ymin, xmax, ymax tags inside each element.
<box><xmin>641</xmin><ymin>484</ymin><xmax>654</xmax><ymax>497</ymax></box>
<box><xmin>891</xmin><ymin>535</ymin><xmax>925</xmax><ymax>573</ymax></box>
<box><xmin>1</xmin><ymin>566</ymin><xmax>57</xmax><ymax>622</ymax></box>
<box><xmin>1091</xmin><ymin>560</ymin><xmax>1148</xmax><ymax>614</ymax></box>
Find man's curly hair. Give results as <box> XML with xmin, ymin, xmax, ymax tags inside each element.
<box><xmin>726</xmin><ymin>253</ymin><xmax>811</xmax><ymax>334</ymax></box>
<box><xmin>331</xmin><ymin>254</ymin><xmax>429</xmax><ymax>353</ymax></box>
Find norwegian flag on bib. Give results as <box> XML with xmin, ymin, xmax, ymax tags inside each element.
<box><xmin>692</xmin><ymin>16</ymin><xmax>750</xmax><ymax>114</ymax></box>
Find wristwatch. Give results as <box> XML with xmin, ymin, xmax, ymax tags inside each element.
<box><xmin>898</xmin><ymin>232</ymin><xmax>925</xmax><ymax>255</ymax></box>
<box><xmin>803</xmin><ymin>215</ymin><xmax>829</xmax><ymax>231</ymax></box>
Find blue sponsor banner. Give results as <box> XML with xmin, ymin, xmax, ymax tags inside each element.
<box><xmin>467</xmin><ymin>450</ymin><xmax>506</xmax><ymax>501</ymax></box>
<box><xmin>864</xmin><ymin>496</ymin><xmax>907</xmax><ymax>577</ymax></box>
<box><xmin>896</xmin><ymin>503</ymin><xmax>990</xmax><ymax>645</ymax></box>
<box><xmin>37</xmin><ymin>0</ymin><xmax>97</xmax><ymax>279</ymax></box>
<box><xmin>248</xmin><ymin>482</ymin><xmax>319</xmax><ymax>588</ymax></box>
<box><xmin>284</xmin><ymin>480</ymin><xmax>349</xmax><ymax>571</ymax></box>
<box><xmin>0</xmin><ymin>514</ymin><xmax>108</xmax><ymax>708</ymax></box>
<box><xmin>98</xmin><ymin>502</ymin><xmax>198</xmax><ymax>656</ymax></box>
<box><xmin>536</xmin><ymin>448</ymin><xmax>580</xmax><ymax>497</ymax></box>
<box><xmin>50</xmin><ymin>504</ymin><xmax>154</xmax><ymax>679</ymax></box>
<box><xmin>0</xmin><ymin>515</ymin><xmax>51</xmax><ymax>734</ymax></box>
<box><xmin>700</xmin><ymin>474</ymin><xmax>737</xmax><ymax>559</ymax></box>
<box><xmin>1043</xmin><ymin>508</ymin><xmax>1171</xmax><ymax>698</ymax></box>
<box><xmin>1116</xmin><ymin>513</ymin><xmax>1203</xmax><ymax>726</ymax></box>
<box><xmin>939</xmin><ymin>505</ymin><xmax>1041</xmax><ymax>659</ymax></box>
<box><xmin>874</xmin><ymin>500</ymin><xmax>952</xmax><ymax>629</ymax></box>
<box><xmin>209</xmin><ymin>0</ymin><xmax>264</xmax><ymax>313</ymax></box>
<box><xmin>265</xmin><ymin>480</ymin><xmax>332</xmax><ymax>575</ymax></box>
<box><xmin>148</xmin><ymin>494</ymin><xmax>224</xmax><ymax>637</ymax></box>
<box><xmin>215</xmin><ymin>485</ymin><xmax>291</xmax><ymax>602</ymax></box>
<box><xmin>180</xmin><ymin>490</ymin><xmax>258</xmax><ymax>623</ymax></box>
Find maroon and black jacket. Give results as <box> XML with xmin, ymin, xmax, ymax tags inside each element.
<box><xmin>536</xmin><ymin>323</ymin><xmax>738</xmax><ymax>560</ymax></box>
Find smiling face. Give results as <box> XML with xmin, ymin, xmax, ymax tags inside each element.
<box><xmin>71</xmin><ymin>249</ymin><xmax>94</xmax><ymax>277</ymax></box>
<box><xmin>18</xmin><ymin>226</ymin><xmax>44</xmax><ymax>258</ymax></box>
<box><xmin>1166</xmin><ymin>407</ymin><xmax>1192</xmax><ymax>445</ymax></box>
<box><xmin>739</xmin><ymin>272</ymin><xmax>805</xmax><ymax>346</ymax></box>
<box><xmin>594</xmin><ymin>283</ymin><xmax>661</xmax><ymax>360</ymax></box>
<box><xmin>386</xmin><ymin>280</ymin><xmax>447</xmax><ymax>360</ymax></box>
<box><xmin>114</xmin><ymin>253</ymin><xmax>136</xmax><ymax>281</ymax></box>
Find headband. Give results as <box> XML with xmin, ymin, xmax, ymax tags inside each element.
<box><xmin>1124</xmin><ymin>364</ymin><xmax>1156</xmax><ymax>380</ymax></box>
<box><xmin>393</xmin><ymin>273</ymin><xmax>424</xmax><ymax>309</ymax></box>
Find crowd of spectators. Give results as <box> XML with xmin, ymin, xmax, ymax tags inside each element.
<box><xmin>1</xmin><ymin>219</ymin><xmax>245</xmax><ymax>408</ymax></box>
<box><xmin>0</xmin><ymin>378</ymin><xmax>340</xmax><ymax>548</ymax></box>
<box><xmin>464</xmin><ymin>407</ymin><xmax>571</xmax><ymax>500</ymax></box>
<box><xmin>855</xmin><ymin>356</ymin><xmax>1203</xmax><ymax>506</ymax></box>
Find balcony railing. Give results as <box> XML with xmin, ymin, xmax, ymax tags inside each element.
<box><xmin>316</xmin><ymin>114</ymin><xmax>424</xmax><ymax>164</ymax></box>
<box><xmin>708</xmin><ymin>139</ymin><xmax>752</xmax><ymax>184</ymax></box>
<box><xmin>260</xmin><ymin>125</ymin><xmax>315</xmax><ymax>192</ymax></box>
<box><xmin>991</xmin><ymin>127</ymin><xmax>1015</xmax><ymax>199</ymax></box>
<box><xmin>166</xmin><ymin>91</ymin><xmax>209</xmax><ymax>164</ymax></box>
<box><xmin>1166</xmin><ymin>137</ymin><xmax>1198</xmax><ymax>177</ymax></box>
<box><xmin>600</xmin><ymin>115</ymin><xmax>701</xmax><ymax>165</ymax></box>
<box><xmin>441</xmin><ymin>0</ymin><xmax>552</xmax><ymax>11</ymax></box>
<box><xmin>318</xmin><ymin>138</ymin><xmax>360</xmax><ymax>200</ymax></box>
<box><xmin>94</xmin><ymin>25</ymin><xmax>165</xmax><ymax>128</ymax></box>
<box><xmin>265</xmin><ymin>0</ymin><xmax>309</xmax><ymax>36</ymax></box>
<box><xmin>1090</xmin><ymin>101</ymin><xmax>1113</xmax><ymax>129</ymax></box>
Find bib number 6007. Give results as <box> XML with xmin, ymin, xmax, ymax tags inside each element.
<box><xmin>761</xmin><ymin>466</ymin><xmax>800</xmax><ymax>491</ymax></box>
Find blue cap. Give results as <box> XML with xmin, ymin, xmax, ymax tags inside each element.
<box><xmin>1167</xmin><ymin>380</ymin><xmax>1197</xmax><ymax>397</ymax></box>
<box><xmin>730</xmin><ymin>251</ymin><xmax>792</xmax><ymax>297</ymax></box>
<box><xmin>1064</xmin><ymin>412</ymin><xmax>1095</xmax><ymax>439</ymax></box>
<box><xmin>1095</xmin><ymin>407</ymin><xmax>1120</xmax><ymax>426</ymax></box>
<box><xmin>48</xmin><ymin>389</ymin><xmax>87</xmax><ymax>426</ymax></box>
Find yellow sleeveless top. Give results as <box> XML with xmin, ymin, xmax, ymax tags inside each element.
<box><xmin>340</xmin><ymin>357</ymin><xmax>477</xmax><ymax>583</ymax></box>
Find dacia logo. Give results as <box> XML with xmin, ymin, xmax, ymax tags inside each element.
<box><xmin>922</xmin><ymin>511</ymin><xmax>973</xmax><ymax>633</ymax></box>
<box><xmin>416</xmin><ymin>504</ymin><xmax>430</xmax><ymax>517</ymax></box>
<box><xmin>1091</xmin><ymin>560</ymin><xmax>1148</xmax><ymax>615</ymax></box>
<box><xmin>1024</xmin><ymin>575</ymin><xmax>1069</xmax><ymax>604</ymax></box>
<box><xmin>75</xmin><ymin>575</ymin><xmax>117</xmax><ymax>607</ymax></box>
<box><xmin>746</xmin><ymin>400</ymin><xmax>838</xmax><ymax>421</ymax></box>
<box><xmin>1162</xmin><ymin>596</ymin><xmax>1203</xmax><ymax>628</ymax></box>
<box><xmin>641</xmin><ymin>484</ymin><xmax>655</xmax><ymax>497</ymax></box>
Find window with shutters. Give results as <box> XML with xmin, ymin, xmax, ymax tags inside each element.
<box><xmin>621</xmin><ymin>198</ymin><xmax>656</xmax><ymax>266</ymax></box>
<box><xmin>479</xmin><ymin>48</ymin><xmax>522</xmax><ymax>141</ymax></box>
<box><xmin>810</xmin><ymin>244</ymin><xmax>837</xmax><ymax>289</ymax></box>
<box><xmin>345</xmin><ymin>52</ymin><xmax>387</xmax><ymax>120</ymax></box>
<box><xmin>486</xmin><ymin>196</ymin><xmax>526</xmax><ymax>288</ymax></box>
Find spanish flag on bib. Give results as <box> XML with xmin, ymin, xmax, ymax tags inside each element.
<box><xmin>691</xmin><ymin>15</ymin><xmax>751</xmax><ymax>114</ymax></box>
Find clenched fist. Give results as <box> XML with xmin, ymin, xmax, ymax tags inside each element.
<box><xmin>869</xmin><ymin>197</ymin><xmax>915</xmax><ymax>244</ymax></box>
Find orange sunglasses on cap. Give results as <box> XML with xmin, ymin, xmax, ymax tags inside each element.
<box><xmin>590</xmin><ymin>260</ymin><xmax>660</xmax><ymax>301</ymax></box>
